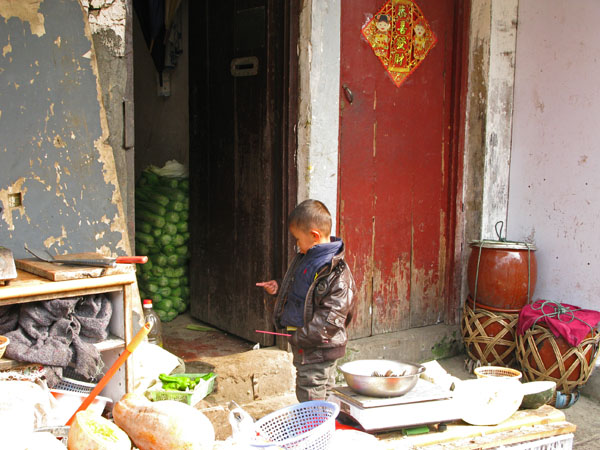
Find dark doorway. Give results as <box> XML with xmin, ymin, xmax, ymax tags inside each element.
<box><xmin>188</xmin><ymin>1</ymin><xmax>297</xmax><ymax>345</ymax></box>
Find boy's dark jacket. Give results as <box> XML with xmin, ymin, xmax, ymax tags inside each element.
<box><xmin>272</xmin><ymin>241</ymin><xmax>356</xmax><ymax>365</ymax></box>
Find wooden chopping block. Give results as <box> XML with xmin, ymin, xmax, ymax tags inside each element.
<box><xmin>15</xmin><ymin>257</ymin><xmax>135</xmax><ymax>281</ymax></box>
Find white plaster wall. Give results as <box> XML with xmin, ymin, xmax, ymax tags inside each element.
<box><xmin>508</xmin><ymin>0</ymin><xmax>600</xmax><ymax>310</ymax></box>
<box><xmin>297</xmin><ymin>0</ymin><xmax>341</xmax><ymax>234</ymax></box>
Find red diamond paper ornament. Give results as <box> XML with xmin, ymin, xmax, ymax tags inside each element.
<box><xmin>362</xmin><ymin>0</ymin><xmax>437</xmax><ymax>87</ymax></box>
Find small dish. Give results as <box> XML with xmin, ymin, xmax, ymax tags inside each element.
<box><xmin>520</xmin><ymin>380</ymin><xmax>556</xmax><ymax>409</ymax></box>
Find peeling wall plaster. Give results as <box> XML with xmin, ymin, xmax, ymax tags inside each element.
<box><xmin>80</xmin><ymin>0</ymin><xmax>126</xmax><ymax>57</ymax></box>
<box><xmin>509</xmin><ymin>0</ymin><xmax>600</xmax><ymax>310</ymax></box>
<box><xmin>297</xmin><ymin>0</ymin><xmax>341</xmax><ymax>232</ymax></box>
<box><xmin>0</xmin><ymin>0</ymin><xmax>129</xmax><ymax>258</ymax></box>
<box><xmin>0</xmin><ymin>0</ymin><xmax>46</xmax><ymax>37</ymax></box>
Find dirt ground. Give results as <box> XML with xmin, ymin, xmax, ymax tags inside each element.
<box><xmin>162</xmin><ymin>313</ymin><xmax>600</xmax><ymax>448</ymax></box>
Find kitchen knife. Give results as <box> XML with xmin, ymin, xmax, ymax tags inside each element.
<box><xmin>24</xmin><ymin>245</ymin><xmax>147</xmax><ymax>268</ymax></box>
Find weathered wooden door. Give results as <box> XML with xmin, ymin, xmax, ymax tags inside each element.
<box><xmin>188</xmin><ymin>0</ymin><xmax>286</xmax><ymax>345</ymax></box>
<box><xmin>339</xmin><ymin>0</ymin><xmax>465</xmax><ymax>338</ymax></box>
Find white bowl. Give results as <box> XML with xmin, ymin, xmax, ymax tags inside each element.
<box><xmin>453</xmin><ymin>377</ymin><xmax>524</xmax><ymax>426</ymax></box>
<box><xmin>49</xmin><ymin>389</ymin><xmax>111</xmax><ymax>425</ymax></box>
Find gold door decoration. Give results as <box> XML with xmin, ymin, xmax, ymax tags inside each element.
<box><xmin>362</xmin><ymin>0</ymin><xmax>437</xmax><ymax>87</ymax></box>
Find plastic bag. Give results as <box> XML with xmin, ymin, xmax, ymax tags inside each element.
<box><xmin>148</xmin><ymin>160</ymin><xmax>188</xmax><ymax>178</ymax></box>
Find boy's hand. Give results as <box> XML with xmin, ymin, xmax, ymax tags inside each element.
<box><xmin>256</xmin><ymin>280</ymin><xmax>278</xmax><ymax>295</ymax></box>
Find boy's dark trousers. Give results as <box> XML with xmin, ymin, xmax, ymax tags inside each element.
<box><xmin>291</xmin><ymin>345</ymin><xmax>337</xmax><ymax>402</ymax></box>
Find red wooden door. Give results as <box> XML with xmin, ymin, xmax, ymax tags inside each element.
<box><xmin>339</xmin><ymin>0</ymin><xmax>464</xmax><ymax>338</ymax></box>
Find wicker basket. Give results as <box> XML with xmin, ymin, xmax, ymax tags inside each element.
<box><xmin>474</xmin><ymin>366</ymin><xmax>522</xmax><ymax>380</ymax></box>
<box><xmin>515</xmin><ymin>324</ymin><xmax>600</xmax><ymax>394</ymax></box>
<box><xmin>461</xmin><ymin>300</ymin><xmax>519</xmax><ymax>367</ymax></box>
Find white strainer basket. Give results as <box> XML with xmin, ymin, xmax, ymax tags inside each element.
<box><xmin>250</xmin><ymin>401</ymin><xmax>339</xmax><ymax>450</ymax></box>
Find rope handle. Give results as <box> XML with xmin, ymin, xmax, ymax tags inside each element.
<box><xmin>531</xmin><ymin>300</ymin><xmax>596</xmax><ymax>334</ymax></box>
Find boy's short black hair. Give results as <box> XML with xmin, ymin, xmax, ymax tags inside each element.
<box><xmin>289</xmin><ymin>199</ymin><xmax>332</xmax><ymax>236</ymax></box>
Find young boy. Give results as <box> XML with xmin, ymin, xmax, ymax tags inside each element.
<box><xmin>256</xmin><ymin>199</ymin><xmax>356</xmax><ymax>402</ymax></box>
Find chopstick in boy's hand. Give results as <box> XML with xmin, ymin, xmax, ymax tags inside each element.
<box><xmin>255</xmin><ymin>329</ymin><xmax>292</xmax><ymax>337</ymax></box>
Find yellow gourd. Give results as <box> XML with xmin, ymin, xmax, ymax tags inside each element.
<box><xmin>113</xmin><ymin>393</ymin><xmax>215</xmax><ymax>450</ymax></box>
<box><xmin>67</xmin><ymin>410</ymin><xmax>131</xmax><ymax>450</ymax></box>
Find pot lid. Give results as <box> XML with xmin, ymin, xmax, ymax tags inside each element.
<box><xmin>469</xmin><ymin>239</ymin><xmax>536</xmax><ymax>251</ymax></box>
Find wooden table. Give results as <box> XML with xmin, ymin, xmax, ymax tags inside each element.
<box><xmin>377</xmin><ymin>405</ymin><xmax>576</xmax><ymax>449</ymax></box>
<box><xmin>0</xmin><ymin>268</ymin><xmax>138</xmax><ymax>401</ymax></box>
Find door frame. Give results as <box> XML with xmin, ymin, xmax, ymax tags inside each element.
<box><xmin>281</xmin><ymin>0</ymin><xmax>300</xmax><ymax>277</ymax></box>
<box><xmin>446</xmin><ymin>0</ymin><xmax>471</xmax><ymax>325</ymax></box>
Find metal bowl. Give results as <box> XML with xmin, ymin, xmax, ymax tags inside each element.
<box><xmin>338</xmin><ymin>359</ymin><xmax>425</xmax><ymax>398</ymax></box>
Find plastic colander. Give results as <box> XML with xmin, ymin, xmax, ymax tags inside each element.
<box><xmin>249</xmin><ymin>400</ymin><xmax>339</xmax><ymax>450</ymax></box>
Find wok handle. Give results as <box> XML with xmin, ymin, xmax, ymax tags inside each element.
<box><xmin>65</xmin><ymin>322</ymin><xmax>152</xmax><ymax>426</ymax></box>
<box><xmin>115</xmin><ymin>256</ymin><xmax>148</xmax><ymax>264</ymax></box>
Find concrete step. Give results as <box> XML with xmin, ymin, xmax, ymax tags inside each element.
<box><xmin>185</xmin><ymin>347</ymin><xmax>295</xmax><ymax>405</ymax></box>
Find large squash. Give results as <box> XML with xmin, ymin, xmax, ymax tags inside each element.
<box><xmin>67</xmin><ymin>410</ymin><xmax>131</xmax><ymax>450</ymax></box>
<box><xmin>113</xmin><ymin>393</ymin><xmax>215</xmax><ymax>450</ymax></box>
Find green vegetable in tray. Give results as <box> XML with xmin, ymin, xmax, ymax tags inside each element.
<box><xmin>159</xmin><ymin>374</ymin><xmax>192</xmax><ymax>391</ymax></box>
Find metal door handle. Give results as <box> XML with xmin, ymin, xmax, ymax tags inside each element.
<box><xmin>343</xmin><ymin>84</ymin><xmax>353</xmax><ymax>104</ymax></box>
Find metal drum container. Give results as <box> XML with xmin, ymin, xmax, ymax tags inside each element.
<box><xmin>467</xmin><ymin>240</ymin><xmax>537</xmax><ymax>311</ymax></box>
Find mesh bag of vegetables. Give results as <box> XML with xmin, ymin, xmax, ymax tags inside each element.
<box><xmin>135</xmin><ymin>161</ymin><xmax>190</xmax><ymax>322</ymax></box>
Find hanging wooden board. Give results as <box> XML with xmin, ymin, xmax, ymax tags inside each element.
<box><xmin>15</xmin><ymin>258</ymin><xmax>134</xmax><ymax>282</ymax></box>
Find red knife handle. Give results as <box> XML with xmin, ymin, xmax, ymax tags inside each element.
<box><xmin>115</xmin><ymin>256</ymin><xmax>148</xmax><ymax>264</ymax></box>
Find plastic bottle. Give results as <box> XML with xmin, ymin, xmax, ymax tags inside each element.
<box><xmin>142</xmin><ymin>299</ymin><xmax>163</xmax><ymax>347</ymax></box>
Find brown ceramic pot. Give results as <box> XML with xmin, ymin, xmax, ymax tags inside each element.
<box><xmin>467</xmin><ymin>240</ymin><xmax>537</xmax><ymax>310</ymax></box>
